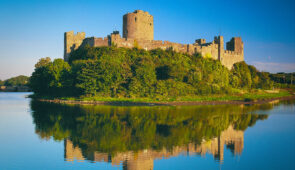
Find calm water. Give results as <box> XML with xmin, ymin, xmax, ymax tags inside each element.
<box><xmin>0</xmin><ymin>93</ymin><xmax>295</xmax><ymax>170</ymax></box>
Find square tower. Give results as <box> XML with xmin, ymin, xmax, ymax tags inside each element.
<box><xmin>226</xmin><ymin>37</ymin><xmax>243</xmax><ymax>54</ymax></box>
<box><xmin>64</xmin><ymin>31</ymin><xmax>86</xmax><ymax>61</ymax></box>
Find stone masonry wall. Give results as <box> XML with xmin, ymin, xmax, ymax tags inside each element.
<box><xmin>222</xmin><ymin>37</ymin><xmax>244</xmax><ymax>69</ymax></box>
<box><xmin>106</xmin><ymin>33</ymin><xmax>243</xmax><ymax>69</ymax></box>
<box><xmin>64</xmin><ymin>31</ymin><xmax>85</xmax><ymax>61</ymax></box>
<box><xmin>64</xmin><ymin>10</ymin><xmax>244</xmax><ymax>69</ymax></box>
<box><xmin>90</xmin><ymin>33</ymin><xmax>244</xmax><ymax>69</ymax></box>
<box><xmin>221</xmin><ymin>50</ymin><xmax>244</xmax><ymax>69</ymax></box>
<box><xmin>82</xmin><ymin>37</ymin><xmax>109</xmax><ymax>47</ymax></box>
<box><xmin>65</xmin><ymin>31</ymin><xmax>244</xmax><ymax>70</ymax></box>
<box><xmin>123</xmin><ymin>10</ymin><xmax>154</xmax><ymax>40</ymax></box>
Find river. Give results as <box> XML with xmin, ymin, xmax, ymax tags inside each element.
<box><xmin>0</xmin><ymin>92</ymin><xmax>294</xmax><ymax>170</ymax></box>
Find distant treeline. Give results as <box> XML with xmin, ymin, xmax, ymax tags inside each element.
<box><xmin>270</xmin><ymin>72</ymin><xmax>294</xmax><ymax>87</ymax></box>
<box><xmin>0</xmin><ymin>75</ymin><xmax>29</xmax><ymax>86</ymax></box>
<box><xmin>29</xmin><ymin>46</ymin><xmax>277</xmax><ymax>98</ymax></box>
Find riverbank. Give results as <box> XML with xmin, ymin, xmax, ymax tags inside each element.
<box><xmin>33</xmin><ymin>89</ymin><xmax>295</xmax><ymax>106</ymax></box>
<box><xmin>0</xmin><ymin>85</ymin><xmax>30</xmax><ymax>92</ymax></box>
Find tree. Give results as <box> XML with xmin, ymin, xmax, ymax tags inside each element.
<box><xmin>29</xmin><ymin>62</ymin><xmax>52</xmax><ymax>95</ymax></box>
<box><xmin>156</xmin><ymin>65</ymin><xmax>171</xmax><ymax>80</ymax></box>
<box><xmin>231</xmin><ymin>62</ymin><xmax>252</xmax><ymax>88</ymax></box>
<box><xmin>257</xmin><ymin>72</ymin><xmax>273</xmax><ymax>89</ymax></box>
<box><xmin>47</xmin><ymin>59</ymin><xmax>71</xmax><ymax>94</ymax></box>
<box><xmin>29</xmin><ymin>58</ymin><xmax>70</xmax><ymax>96</ymax></box>
<box><xmin>72</xmin><ymin>60</ymin><xmax>100</xmax><ymax>96</ymax></box>
<box><xmin>129</xmin><ymin>64</ymin><xmax>157</xmax><ymax>97</ymax></box>
<box><xmin>35</xmin><ymin>57</ymin><xmax>51</xmax><ymax>68</ymax></box>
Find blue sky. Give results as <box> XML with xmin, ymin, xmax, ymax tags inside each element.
<box><xmin>0</xmin><ymin>0</ymin><xmax>294</xmax><ymax>80</ymax></box>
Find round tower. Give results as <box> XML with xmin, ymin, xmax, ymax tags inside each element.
<box><xmin>123</xmin><ymin>10</ymin><xmax>154</xmax><ymax>40</ymax></box>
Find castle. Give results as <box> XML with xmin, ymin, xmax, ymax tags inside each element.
<box><xmin>64</xmin><ymin>10</ymin><xmax>244</xmax><ymax>69</ymax></box>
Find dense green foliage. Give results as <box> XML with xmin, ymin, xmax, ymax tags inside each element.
<box><xmin>31</xmin><ymin>100</ymin><xmax>269</xmax><ymax>157</ymax></box>
<box><xmin>29</xmin><ymin>58</ymin><xmax>71</xmax><ymax>95</ymax></box>
<box><xmin>270</xmin><ymin>72</ymin><xmax>295</xmax><ymax>89</ymax></box>
<box><xmin>270</xmin><ymin>72</ymin><xmax>294</xmax><ymax>84</ymax></box>
<box><xmin>29</xmin><ymin>46</ymin><xmax>275</xmax><ymax>98</ymax></box>
<box><xmin>1</xmin><ymin>75</ymin><xmax>29</xmax><ymax>86</ymax></box>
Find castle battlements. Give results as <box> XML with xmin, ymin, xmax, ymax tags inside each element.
<box><xmin>64</xmin><ymin>10</ymin><xmax>244</xmax><ymax>69</ymax></box>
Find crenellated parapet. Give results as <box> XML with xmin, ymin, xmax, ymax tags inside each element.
<box><xmin>64</xmin><ymin>31</ymin><xmax>85</xmax><ymax>61</ymax></box>
<box><xmin>64</xmin><ymin>10</ymin><xmax>244</xmax><ymax>69</ymax></box>
<box><xmin>123</xmin><ymin>10</ymin><xmax>154</xmax><ymax>40</ymax></box>
<box><xmin>226</xmin><ymin>37</ymin><xmax>243</xmax><ymax>54</ymax></box>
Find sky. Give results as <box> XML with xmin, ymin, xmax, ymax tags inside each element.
<box><xmin>0</xmin><ymin>0</ymin><xmax>294</xmax><ymax>80</ymax></box>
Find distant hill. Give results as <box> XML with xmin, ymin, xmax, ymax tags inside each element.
<box><xmin>0</xmin><ymin>75</ymin><xmax>30</xmax><ymax>92</ymax></box>
<box><xmin>0</xmin><ymin>75</ymin><xmax>29</xmax><ymax>86</ymax></box>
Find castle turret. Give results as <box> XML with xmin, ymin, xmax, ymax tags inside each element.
<box><xmin>123</xmin><ymin>10</ymin><xmax>154</xmax><ymax>40</ymax></box>
<box><xmin>64</xmin><ymin>31</ymin><xmax>86</xmax><ymax>61</ymax></box>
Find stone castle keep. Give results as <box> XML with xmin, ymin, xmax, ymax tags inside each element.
<box><xmin>64</xmin><ymin>10</ymin><xmax>244</xmax><ymax>69</ymax></box>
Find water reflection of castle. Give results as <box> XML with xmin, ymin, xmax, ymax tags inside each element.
<box><xmin>65</xmin><ymin>125</ymin><xmax>243</xmax><ymax>169</ymax></box>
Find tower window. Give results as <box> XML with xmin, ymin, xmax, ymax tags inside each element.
<box><xmin>150</xmin><ymin>23</ymin><xmax>152</xmax><ymax>26</ymax></box>
<box><xmin>135</xmin><ymin>17</ymin><xmax>137</xmax><ymax>22</ymax></box>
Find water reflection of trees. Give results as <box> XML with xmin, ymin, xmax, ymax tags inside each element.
<box><xmin>30</xmin><ymin>101</ymin><xmax>271</xmax><ymax>164</ymax></box>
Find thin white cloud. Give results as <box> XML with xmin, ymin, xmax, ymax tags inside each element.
<box><xmin>251</xmin><ymin>61</ymin><xmax>295</xmax><ymax>73</ymax></box>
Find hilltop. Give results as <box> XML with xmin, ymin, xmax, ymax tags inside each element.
<box><xmin>28</xmin><ymin>46</ymin><xmax>293</xmax><ymax>103</ymax></box>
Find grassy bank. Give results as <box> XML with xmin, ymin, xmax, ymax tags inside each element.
<box><xmin>42</xmin><ymin>89</ymin><xmax>293</xmax><ymax>103</ymax></box>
